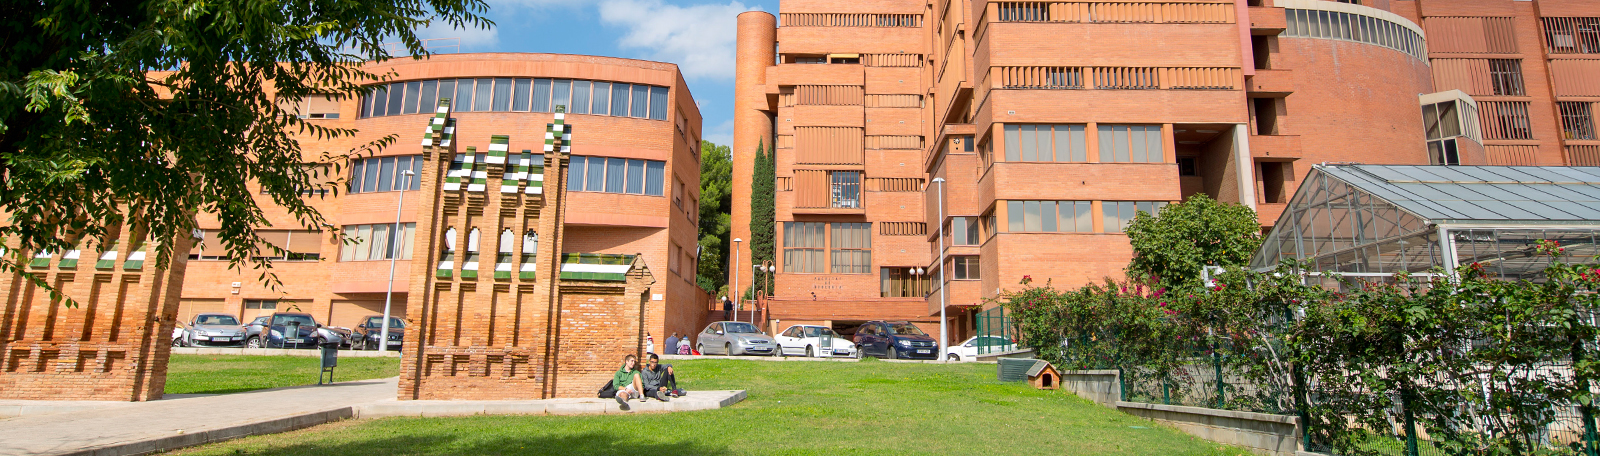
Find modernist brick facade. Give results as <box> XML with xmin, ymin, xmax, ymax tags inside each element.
<box><xmin>176</xmin><ymin>53</ymin><xmax>706</xmax><ymax>354</ymax></box>
<box><xmin>730</xmin><ymin>0</ymin><xmax>1599</xmax><ymax>347</ymax></box>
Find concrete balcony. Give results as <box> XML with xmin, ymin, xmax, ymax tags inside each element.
<box><xmin>1246</xmin><ymin>69</ymin><xmax>1293</xmax><ymax>96</ymax></box>
<box><xmin>1250</xmin><ymin>134</ymin><xmax>1302</xmax><ymax>160</ymax></box>
<box><xmin>1248</xmin><ymin>7</ymin><xmax>1286</xmax><ymax>34</ymax></box>
<box><xmin>774</xmin><ymin>64</ymin><xmax>864</xmax><ymax>87</ymax></box>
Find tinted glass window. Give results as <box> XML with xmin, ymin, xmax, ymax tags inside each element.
<box><xmin>724</xmin><ymin>322</ymin><xmax>759</xmax><ymax>333</ymax></box>
<box><xmin>196</xmin><ymin>315</ymin><xmax>239</xmax><ymax>326</ymax></box>
<box><xmin>889</xmin><ymin>324</ymin><xmax>926</xmax><ymax>336</ymax></box>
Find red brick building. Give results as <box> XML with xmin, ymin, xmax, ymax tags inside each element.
<box><xmin>730</xmin><ymin>0</ymin><xmax>1599</xmax><ymax>350</ymax></box>
<box><xmin>178</xmin><ymin>53</ymin><xmax>708</xmax><ymax>353</ymax></box>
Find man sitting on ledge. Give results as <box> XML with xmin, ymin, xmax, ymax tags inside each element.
<box><xmin>610</xmin><ymin>354</ymin><xmax>643</xmax><ymax>410</ymax></box>
<box><xmin>641</xmin><ymin>353</ymin><xmax>681</xmax><ymax>400</ymax></box>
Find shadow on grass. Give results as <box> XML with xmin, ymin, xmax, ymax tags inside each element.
<box><xmin>193</xmin><ymin>430</ymin><xmax>733</xmax><ymax>456</ymax></box>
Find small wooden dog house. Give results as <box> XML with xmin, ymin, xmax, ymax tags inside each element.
<box><xmin>1026</xmin><ymin>360</ymin><xmax>1059</xmax><ymax>390</ymax></box>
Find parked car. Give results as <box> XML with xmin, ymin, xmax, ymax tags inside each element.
<box><xmin>243</xmin><ymin>316</ymin><xmax>269</xmax><ymax>348</ymax></box>
<box><xmin>945</xmin><ymin>336</ymin><xmax>1018</xmax><ymax>362</ymax></box>
<box><xmin>853</xmin><ymin>320</ymin><xmax>939</xmax><ymax>360</ymax></box>
<box><xmin>695</xmin><ymin>321</ymin><xmax>776</xmax><ymax>356</ymax></box>
<box><xmin>171</xmin><ymin>322</ymin><xmax>188</xmax><ymax>347</ymax></box>
<box><xmin>774</xmin><ymin>324</ymin><xmax>857</xmax><ymax>358</ymax></box>
<box><xmin>351</xmin><ymin>315</ymin><xmax>406</xmax><ymax>351</ymax></box>
<box><xmin>182</xmin><ymin>313</ymin><xmax>247</xmax><ymax>347</ymax></box>
<box><xmin>247</xmin><ymin>312</ymin><xmax>335</xmax><ymax>349</ymax></box>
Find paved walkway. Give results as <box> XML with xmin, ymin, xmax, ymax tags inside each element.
<box><xmin>0</xmin><ymin>377</ymin><xmax>396</xmax><ymax>456</ymax></box>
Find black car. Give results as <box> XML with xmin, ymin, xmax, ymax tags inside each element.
<box><xmin>251</xmin><ymin>312</ymin><xmax>330</xmax><ymax>349</ymax></box>
<box><xmin>351</xmin><ymin>315</ymin><xmax>406</xmax><ymax>351</ymax></box>
<box><xmin>853</xmin><ymin>320</ymin><xmax>939</xmax><ymax>360</ymax></box>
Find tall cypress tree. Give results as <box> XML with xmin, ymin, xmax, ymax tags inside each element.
<box><xmin>749</xmin><ymin>139</ymin><xmax>776</xmax><ymax>297</ymax></box>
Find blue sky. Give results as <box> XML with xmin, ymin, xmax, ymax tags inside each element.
<box><xmin>414</xmin><ymin>0</ymin><xmax>783</xmax><ymax>147</ymax></box>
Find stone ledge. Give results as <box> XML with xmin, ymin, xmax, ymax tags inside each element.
<box><xmin>354</xmin><ymin>390</ymin><xmax>747</xmax><ymax>419</ymax></box>
<box><xmin>172</xmin><ymin>347</ymin><xmax>401</xmax><ymax>357</ymax></box>
<box><xmin>1115</xmin><ymin>401</ymin><xmax>1300</xmax><ymax>425</ymax></box>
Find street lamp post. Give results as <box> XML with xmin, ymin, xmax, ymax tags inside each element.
<box><xmin>732</xmin><ymin>238</ymin><xmax>742</xmax><ymax>323</ymax></box>
<box><xmin>380</xmin><ymin>169</ymin><xmax>416</xmax><ymax>354</ymax></box>
<box><xmin>752</xmin><ymin>261</ymin><xmax>774</xmax><ymax>324</ymax></box>
<box><xmin>932</xmin><ymin>177</ymin><xmax>947</xmax><ymax>360</ymax></box>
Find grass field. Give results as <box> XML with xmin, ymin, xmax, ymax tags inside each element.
<box><xmin>164</xmin><ymin>354</ymin><xmax>400</xmax><ymax>395</ymax></box>
<box><xmin>167</xmin><ymin>358</ymin><xmax>1249</xmax><ymax>455</ymax></box>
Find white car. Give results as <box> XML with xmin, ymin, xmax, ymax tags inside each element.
<box><xmin>774</xmin><ymin>325</ymin><xmax>858</xmax><ymax>358</ymax></box>
<box><xmin>945</xmin><ymin>336</ymin><xmax>1017</xmax><ymax>361</ymax></box>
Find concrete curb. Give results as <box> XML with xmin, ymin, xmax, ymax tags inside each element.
<box><xmin>171</xmin><ymin>347</ymin><xmax>400</xmax><ymax>357</ymax></box>
<box><xmin>660</xmin><ymin>354</ymin><xmax>859</xmax><ymax>362</ymax></box>
<box><xmin>354</xmin><ymin>390</ymin><xmax>748</xmax><ymax>418</ymax></box>
<box><xmin>59</xmin><ymin>407</ymin><xmax>353</xmax><ymax>456</ymax></box>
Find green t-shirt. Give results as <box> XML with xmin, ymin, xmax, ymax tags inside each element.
<box><xmin>613</xmin><ymin>367</ymin><xmax>636</xmax><ymax>390</ymax></box>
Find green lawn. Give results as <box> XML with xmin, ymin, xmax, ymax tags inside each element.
<box><xmin>164</xmin><ymin>354</ymin><xmax>400</xmax><ymax>395</ymax></box>
<box><xmin>168</xmin><ymin>358</ymin><xmax>1249</xmax><ymax>455</ymax></box>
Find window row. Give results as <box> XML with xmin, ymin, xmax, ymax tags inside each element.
<box><xmin>189</xmin><ymin>230</ymin><xmax>322</xmax><ymax>261</ymax></box>
<box><xmin>359</xmin><ymin>78</ymin><xmax>669</xmax><ymax>121</ymax></box>
<box><xmin>1002</xmin><ymin>200</ymin><xmax>1168</xmax><ymax>234</ymax></box>
<box><xmin>1542</xmin><ymin>17</ymin><xmax>1600</xmax><ymax>54</ymax></box>
<box><xmin>782</xmin><ymin>222</ymin><xmax>871</xmax><ymax>274</ymax></box>
<box><xmin>567</xmin><ymin>156</ymin><xmax>666</xmax><ymax>196</ymax></box>
<box><xmin>349</xmin><ymin>156</ymin><xmax>424</xmax><ymax>194</ymax></box>
<box><xmin>1284</xmin><ymin>8</ymin><xmax>1427</xmax><ymax>61</ymax></box>
<box><xmin>340</xmin><ymin>223</ymin><xmax>417</xmax><ymax>262</ymax></box>
<box><xmin>1001</xmin><ymin>124</ymin><xmax>1164</xmax><ymax>163</ymax></box>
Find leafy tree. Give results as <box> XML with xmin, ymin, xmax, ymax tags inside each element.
<box><xmin>747</xmin><ymin>139</ymin><xmax>774</xmax><ymax>295</ymax></box>
<box><xmin>0</xmin><ymin>0</ymin><xmax>490</xmax><ymax>293</ymax></box>
<box><xmin>1124</xmin><ymin>194</ymin><xmax>1261</xmax><ymax>289</ymax></box>
<box><xmin>695</xmin><ymin>140</ymin><xmax>732</xmax><ymax>295</ymax></box>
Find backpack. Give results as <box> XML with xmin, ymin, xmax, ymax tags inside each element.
<box><xmin>677</xmin><ymin>342</ymin><xmax>691</xmax><ymax>355</ymax></box>
<box><xmin>597</xmin><ymin>379</ymin><xmax>617</xmax><ymax>398</ymax></box>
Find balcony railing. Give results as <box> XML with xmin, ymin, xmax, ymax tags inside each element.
<box><xmin>993</xmin><ymin>1</ymin><xmax>1235</xmax><ymax>24</ymax></box>
<box><xmin>996</xmin><ymin>66</ymin><xmax>1240</xmax><ymax>90</ymax></box>
<box><xmin>781</xmin><ymin>13</ymin><xmax>923</xmax><ymax>27</ymax></box>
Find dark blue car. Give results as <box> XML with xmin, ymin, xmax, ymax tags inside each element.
<box><xmin>262</xmin><ymin>312</ymin><xmax>328</xmax><ymax>349</ymax></box>
<box><xmin>853</xmin><ymin>320</ymin><xmax>939</xmax><ymax>360</ymax></box>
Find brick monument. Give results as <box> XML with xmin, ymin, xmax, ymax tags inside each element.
<box><xmin>399</xmin><ymin>102</ymin><xmax>655</xmax><ymax>400</ymax></box>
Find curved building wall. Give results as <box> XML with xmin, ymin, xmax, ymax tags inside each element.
<box><xmin>182</xmin><ymin>53</ymin><xmax>706</xmax><ymax>344</ymax></box>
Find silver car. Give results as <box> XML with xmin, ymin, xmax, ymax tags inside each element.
<box><xmin>695</xmin><ymin>321</ymin><xmax>776</xmax><ymax>356</ymax></box>
<box><xmin>183</xmin><ymin>313</ymin><xmax>247</xmax><ymax>347</ymax></box>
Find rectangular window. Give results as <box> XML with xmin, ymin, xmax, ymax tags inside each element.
<box><xmin>1560</xmin><ymin>101</ymin><xmax>1597</xmax><ymax>140</ymax></box>
<box><xmin>1003</xmin><ymin>124</ymin><xmax>1087</xmax><ymax>162</ymax></box>
<box><xmin>385</xmin><ymin>82</ymin><xmax>404</xmax><ymax>116</ymax></box>
<box><xmin>250</xmin><ymin>230</ymin><xmax>323</xmax><ymax>261</ymax></box>
<box><xmin>434</xmin><ymin>79</ymin><xmax>454</xmax><ymax>109</ymax></box>
<box><xmin>880</xmin><ymin>267</ymin><xmax>929</xmax><ymax>298</ymax></box>
<box><xmin>645</xmin><ymin>160</ymin><xmax>665</xmax><ymax>196</ymax></box>
<box><xmin>630</xmin><ymin>84</ymin><xmax>649</xmax><ymax>118</ymax></box>
<box><xmin>1178</xmin><ymin>157</ymin><xmax>1198</xmax><ymax>176</ymax></box>
<box><xmin>831</xmin><ymin>223</ymin><xmax>871</xmax><ymax>274</ymax></box>
<box><xmin>375</xmin><ymin>156</ymin><xmax>394</xmax><ymax>191</ymax></box>
<box><xmin>591</xmin><ymin>81</ymin><xmax>611</xmax><ymax>115</ymax></box>
<box><xmin>1098</xmin><ymin>125</ymin><xmax>1163</xmax><ymax>163</ymax></box>
<box><xmin>419</xmin><ymin>80</ymin><xmax>439</xmax><ymax>114</ymax></box>
<box><xmin>649</xmin><ymin>86</ymin><xmax>669</xmax><ymax>120</ymax></box>
<box><xmin>532</xmin><ymin>78</ymin><xmax>552</xmax><ymax>113</ymax></box>
<box><xmin>553</xmin><ymin>79</ymin><xmax>572</xmax><ymax>111</ymax></box>
<box><xmin>1541</xmin><ymin>17</ymin><xmax>1600</xmax><ymax>54</ymax></box>
<box><xmin>362</xmin><ymin>158</ymin><xmax>381</xmax><ymax>193</ymax></box>
<box><xmin>1428</xmin><ymin>138</ymin><xmax>1461</xmax><ymax>165</ymax></box>
<box><xmin>1005</xmin><ymin>201</ymin><xmax>1085</xmax><ymax>233</ymax></box>
<box><xmin>830</xmin><ymin>171</ymin><xmax>861</xmax><ymax>208</ymax></box>
<box><xmin>490</xmin><ymin>78</ymin><xmax>511</xmax><ymax>111</ymax></box>
<box><xmin>339</xmin><ymin>223</ymin><xmax>416</xmax><ymax>261</ymax></box>
<box><xmin>474</xmin><ymin>78</ymin><xmax>493</xmax><ymax>112</ymax></box>
<box><xmin>244</xmin><ymin>300</ymin><xmax>278</xmax><ymax>310</ymax></box>
<box><xmin>951</xmin><ymin>217</ymin><xmax>982</xmax><ymax>245</ymax></box>
<box><xmin>571</xmin><ymin>81</ymin><xmax>591</xmax><ymax>114</ymax></box>
<box><xmin>350</xmin><ymin>156</ymin><xmax>423</xmax><ymax>193</ymax></box>
<box><xmin>403</xmin><ymin>81</ymin><xmax>421</xmax><ymax>114</ymax></box>
<box><xmin>454</xmin><ymin>79</ymin><xmax>474</xmax><ymax>112</ymax></box>
<box><xmin>625</xmin><ymin>159</ymin><xmax>646</xmax><ymax>194</ymax></box>
<box><xmin>783</xmin><ymin>222</ymin><xmax>826</xmax><ymax>273</ymax></box>
<box><xmin>1488</xmin><ymin>59</ymin><xmax>1525</xmax><ymax>96</ymax></box>
<box><xmin>604</xmin><ymin>157</ymin><xmax>626</xmax><ymax>193</ymax></box>
<box><xmin>1103</xmin><ymin>201</ymin><xmax>1167</xmax><ymax>233</ymax></box>
<box><xmin>1479</xmin><ymin>100</ymin><xmax>1533</xmax><ymax>140</ymax></box>
<box><xmin>512</xmin><ymin>78</ymin><xmax>531</xmax><ymax>112</ymax></box>
<box><xmin>569</xmin><ymin>156</ymin><xmax>587</xmax><ymax>191</ymax></box>
<box><xmin>952</xmin><ymin>256</ymin><xmax>980</xmax><ymax>280</ymax></box>
<box><xmin>585</xmin><ymin>156</ymin><xmax>606</xmax><ymax>192</ymax></box>
<box><xmin>612</xmin><ymin>83</ymin><xmax>631</xmax><ymax>117</ymax></box>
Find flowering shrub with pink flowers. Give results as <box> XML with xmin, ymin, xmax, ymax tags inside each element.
<box><xmin>997</xmin><ymin>243</ymin><xmax>1600</xmax><ymax>456</ymax></box>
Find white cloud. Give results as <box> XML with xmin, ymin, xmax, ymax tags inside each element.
<box><xmin>598</xmin><ymin>0</ymin><xmax>759</xmax><ymax>80</ymax></box>
<box><xmin>414</xmin><ymin>20</ymin><xmax>500</xmax><ymax>49</ymax></box>
<box><xmin>704</xmin><ymin>119</ymin><xmax>735</xmax><ymax>146</ymax></box>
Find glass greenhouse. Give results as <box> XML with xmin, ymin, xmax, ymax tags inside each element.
<box><xmin>1249</xmin><ymin>164</ymin><xmax>1600</xmax><ymax>280</ymax></box>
